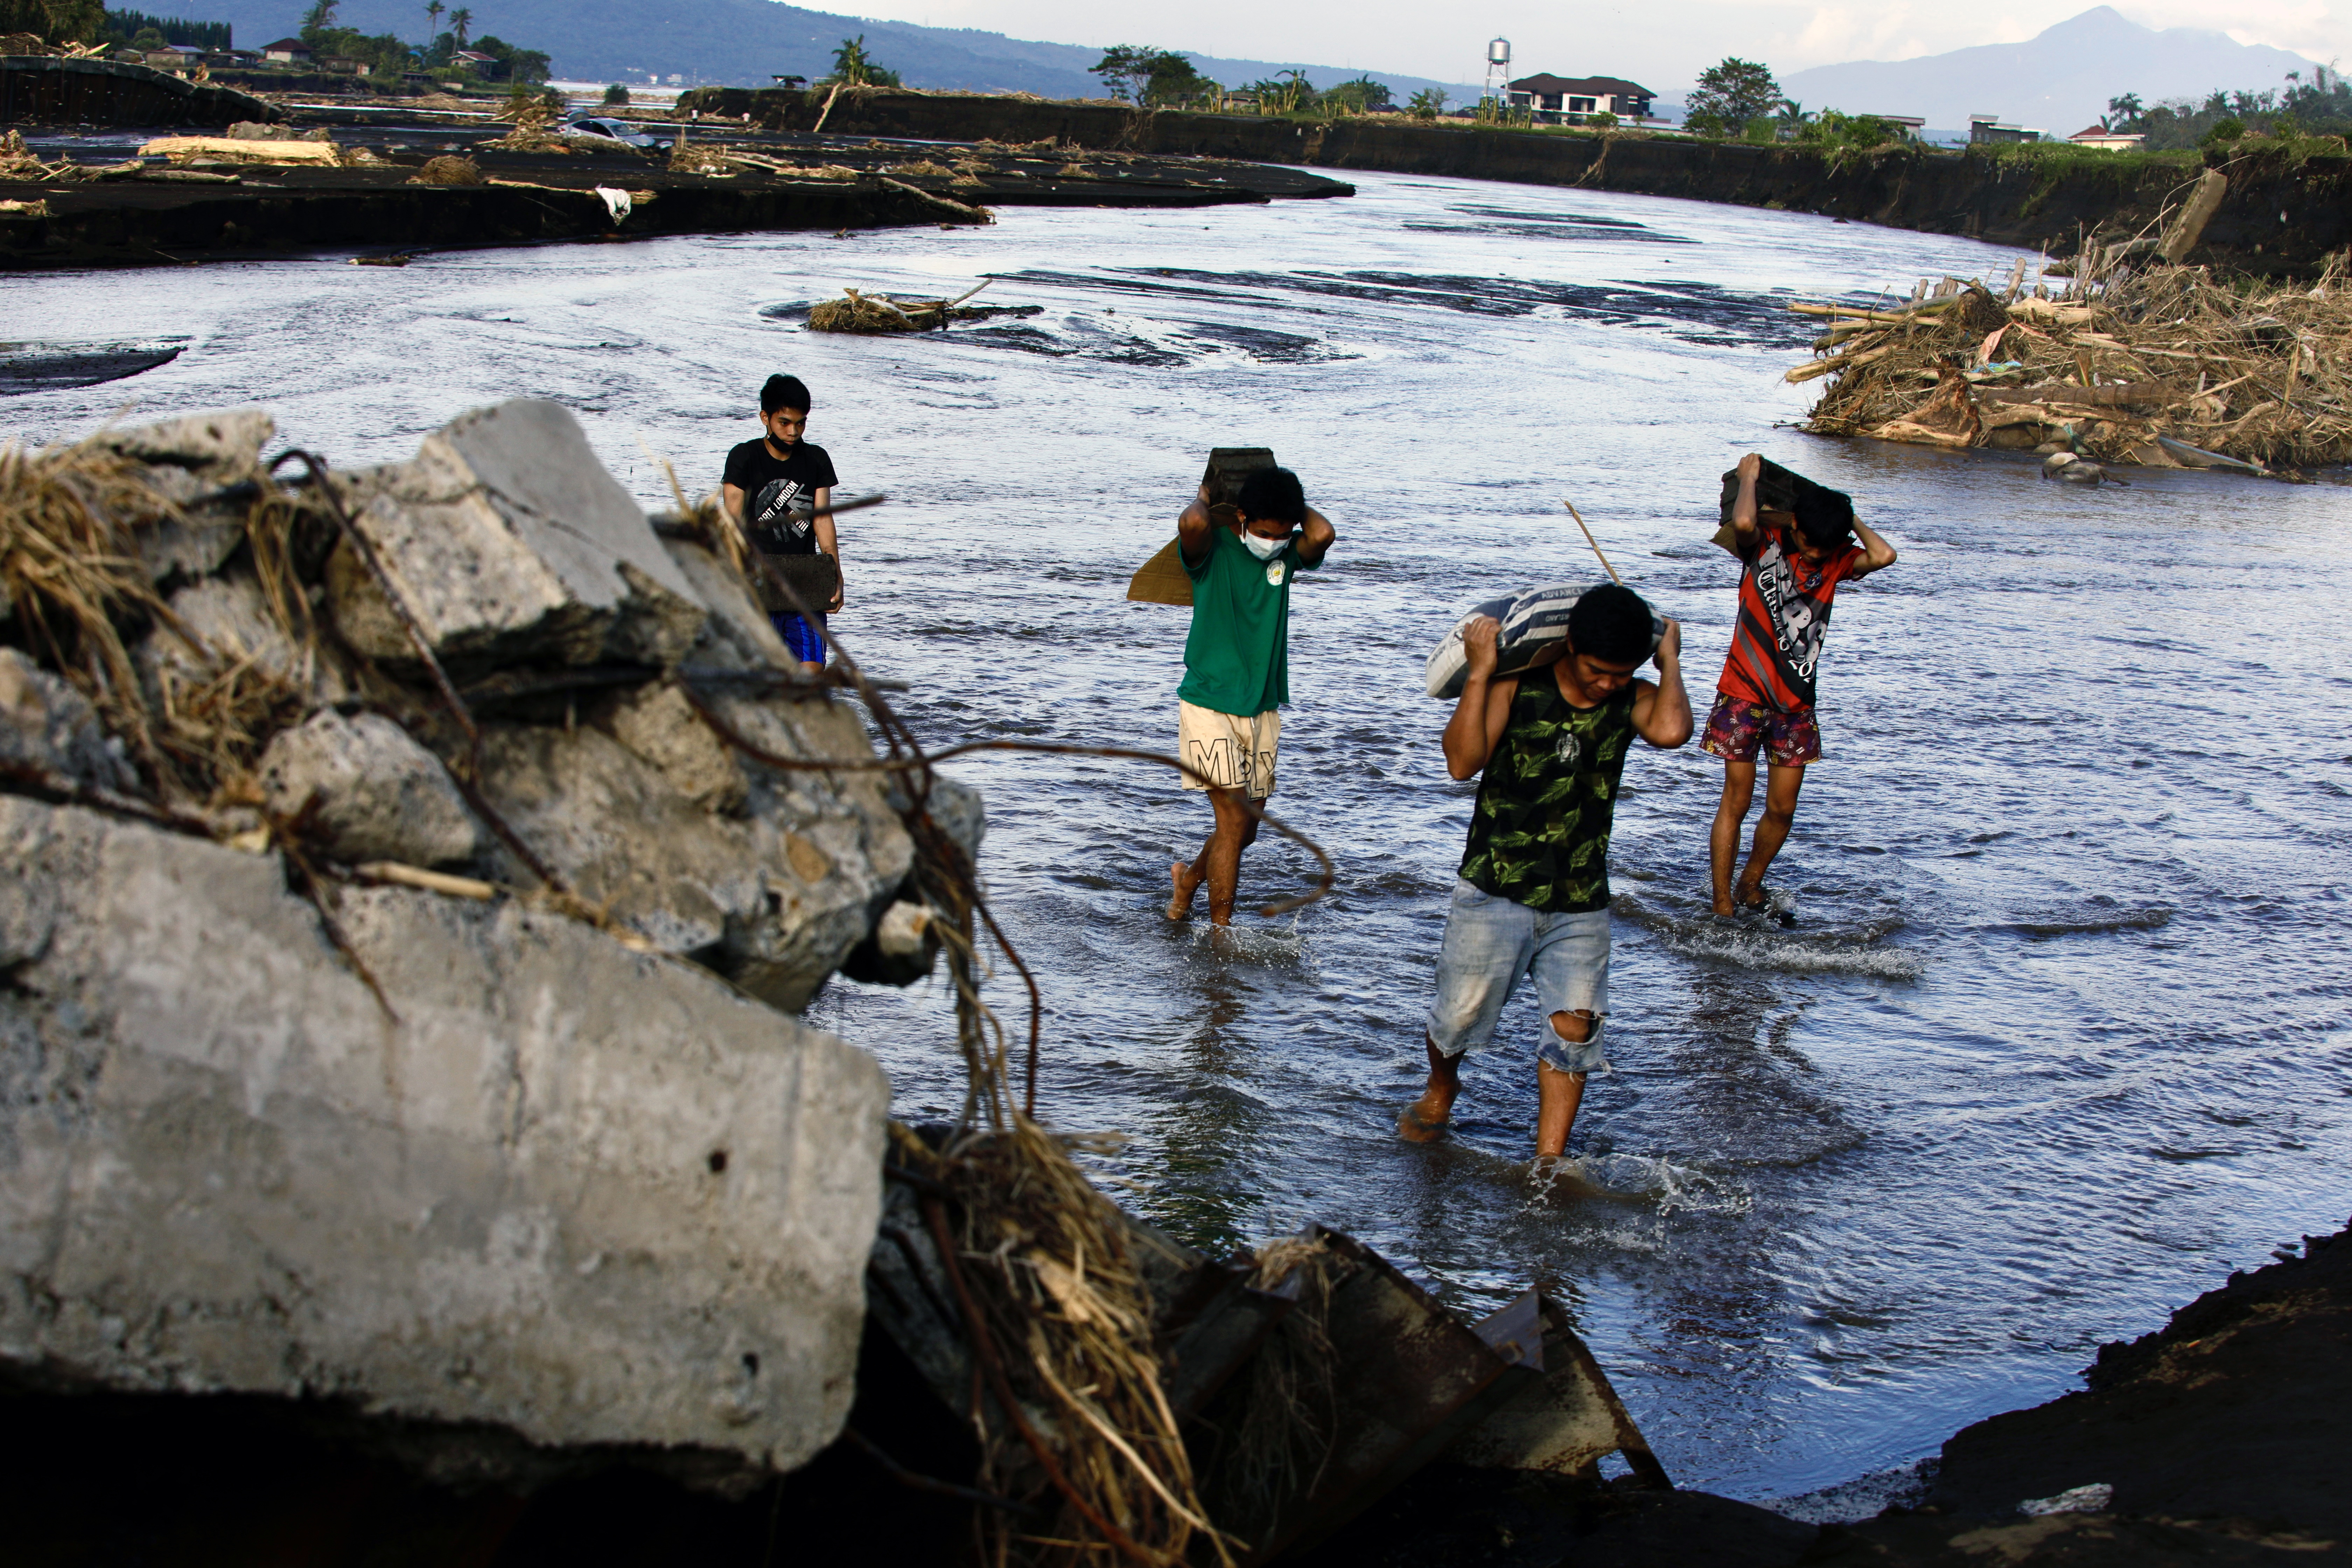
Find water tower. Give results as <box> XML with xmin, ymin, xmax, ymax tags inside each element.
<box><xmin>1484</xmin><ymin>38</ymin><xmax>1512</xmax><ymax>107</ymax></box>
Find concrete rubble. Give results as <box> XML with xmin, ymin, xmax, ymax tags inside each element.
<box><xmin>0</xmin><ymin>399</ymin><xmax>976</xmax><ymax>1485</ymax></box>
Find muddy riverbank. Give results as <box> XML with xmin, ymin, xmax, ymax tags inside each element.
<box><xmin>687</xmin><ymin>87</ymin><xmax>2352</xmax><ymax>277</ymax></box>
<box><xmin>1304</xmin><ymin>1221</ymin><xmax>2352</xmax><ymax>1566</ymax></box>
<box><xmin>7</xmin><ymin>1219</ymin><xmax>2339</xmax><ymax>1563</ymax></box>
<box><xmin>0</xmin><ymin>124</ymin><xmax>1346</xmax><ymax>270</ymax></box>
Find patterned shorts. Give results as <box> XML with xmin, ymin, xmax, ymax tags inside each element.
<box><xmin>1177</xmin><ymin>701</ymin><xmax>1280</xmax><ymax>798</ymax></box>
<box><xmin>770</xmin><ymin>611</ymin><xmax>826</xmax><ymax>666</ymax></box>
<box><xmin>1700</xmin><ymin>691</ymin><xmax>1822</xmax><ymax>766</ymax></box>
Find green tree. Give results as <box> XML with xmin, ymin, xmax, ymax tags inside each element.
<box><xmin>2105</xmin><ymin>91</ymin><xmax>2143</xmax><ymax>131</ymax></box>
<box><xmin>0</xmin><ymin>0</ymin><xmax>102</xmax><ymax>43</ymax></box>
<box><xmin>824</xmin><ymin>34</ymin><xmax>899</xmax><ymax>86</ymax></box>
<box><xmin>472</xmin><ymin>34</ymin><xmax>547</xmax><ymax>81</ymax></box>
<box><xmin>448</xmin><ymin>5</ymin><xmax>467</xmax><ymax>46</ymax></box>
<box><xmin>1320</xmin><ymin>73</ymin><xmax>1391</xmax><ymax>113</ymax></box>
<box><xmin>423</xmin><ymin>0</ymin><xmax>441</xmax><ymax>36</ymax></box>
<box><xmin>128</xmin><ymin>23</ymin><xmax>159</xmax><ymax>46</ymax></box>
<box><xmin>1587</xmin><ymin>108</ymin><xmax>1617</xmax><ymax>128</ymax></box>
<box><xmin>1684</xmin><ymin>56</ymin><xmax>1782</xmax><ymax>136</ymax></box>
<box><xmin>1247</xmin><ymin>69</ymin><xmax>1314</xmax><ymax>115</ymax></box>
<box><xmin>602</xmin><ymin>81</ymin><xmax>627</xmax><ymax>105</ymax></box>
<box><xmin>1140</xmin><ymin>50</ymin><xmax>1212</xmax><ymax>105</ymax></box>
<box><xmin>297</xmin><ymin>0</ymin><xmax>337</xmax><ymax>44</ymax></box>
<box><xmin>1088</xmin><ymin>43</ymin><xmax>1150</xmax><ymax>101</ymax></box>
<box><xmin>1793</xmin><ymin>109</ymin><xmax>1893</xmax><ymax>148</ymax></box>
<box><xmin>103</xmin><ymin>10</ymin><xmax>233</xmax><ymax>48</ymax></box>
<box><xmin>1407</xmin><ymin>86</ymin><xmax>1446</xmax><ymax>121</ymax></box>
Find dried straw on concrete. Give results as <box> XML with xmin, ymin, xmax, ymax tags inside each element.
<box><xmin>0</xmin><ymin>433</ymin><xmax>310</xmax><ymax>804</ymax></box>
<box><xmin>1793</xmin><ymin>251</ymin><xmax>2352</xmax><ymax>472</ymax></box>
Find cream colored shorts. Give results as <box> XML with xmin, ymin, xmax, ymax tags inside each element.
<box><xmin>1177</xmin><ymin>700</ymin><xmax>1280</xmax><ymax>797</ymax></box>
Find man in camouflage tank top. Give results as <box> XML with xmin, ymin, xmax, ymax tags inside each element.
<box><xmin>1400</xmin><ymin>583</ymin><xmax>1693</xmax><ymax>1162</ymax></box>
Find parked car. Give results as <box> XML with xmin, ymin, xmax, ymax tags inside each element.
<box><xmin>558</xmin><ymin>117</ymin><xmax>668</xmax><ymax>150</ymax></box>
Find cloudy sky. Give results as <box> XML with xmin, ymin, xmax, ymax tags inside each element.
<box><xmin>835</xmin><ymin>0</ymin><xmax>2344</xmax><ymax>93</ymax></box>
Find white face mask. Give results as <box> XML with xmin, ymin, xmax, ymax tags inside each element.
<box><xmin>1241</xmin><ymin>529</ymin><xmax>1292</xmax><ymax>561</ymax></box>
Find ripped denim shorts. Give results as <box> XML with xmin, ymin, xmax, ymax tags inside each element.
<box><xmin>1425</xmin><ymin>878</ymin><xmax>1611</xmax><ymax>1074</ymax></box>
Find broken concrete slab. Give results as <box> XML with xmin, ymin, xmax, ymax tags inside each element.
<box><xmin>473</xmin><ymin>715</ymin><xmax>907</xmax><ymax>1009</ymax></box>
<box><xmin>0</xmin><ymin>793</ymin><xmax>889</xmax><ymax>1478</ymax></box>
<box><xmin>475</xmin><ymin>721</ymin><xmax>756</xmax><ymax>957</ymax></box>
<box><xmin>98</xmin><ymin>409</ymin><xmax>274</xmax><ymax>473</ymax></box>
<box><xmin>0</xmin><ymin>649</ymin><xmax>136</xmax><ymax>793</ymax></box>
<box><xmin>139</xmin><ymin>569</ymin><xmax>348</xmax><ymax>707</ymax></box>
<box><xmin>659</xmin><ymin>534</ymin><xmax>792</xmax><ymax>672</ymax></box>
<box><xmin>324</xmin><ymin>401</ymin><xmax>708</xmax><ymax>672</ymax></box>
<box><xmin>595</xmin><ymin>679</ymin><xmax>750</xmax><ymax>817</ymax></box>
<box><xmin>257</xmin><ymin>709</ymin><xmax>479</xmax><ymax>866</ymax></box>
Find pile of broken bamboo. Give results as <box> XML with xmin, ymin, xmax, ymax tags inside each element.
<box><xmin>1789</xmin><ymin>247</ymin><xmax>2352</xmax><ymax>474</ymax></box>
<box><xmin>808</xmin><ymin>280</ymin><xmax>992</xmax><ymax>334</ymax></box>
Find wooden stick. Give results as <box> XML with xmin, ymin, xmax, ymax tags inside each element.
<box><xmin>352</xmin><ymin>861</ymin><xmax>500</xmax><ymax>901</ymax></box>
<box><xmin>1560</xmin><ymin>500</ymin><xmax>1623</xmax><ymax>584</ymax></box>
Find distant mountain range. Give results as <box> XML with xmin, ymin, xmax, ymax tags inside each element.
<box><xmin>203</xmin><ymin>0</ymin><xmax>1479</xmax><ymax>102</ymax></box>
<box><xmin>1780</xmin><ymin>7</ymin><xmax>2320</xmax><ymax>136</ymax></box>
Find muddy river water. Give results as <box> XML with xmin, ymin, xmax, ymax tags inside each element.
<box><xmin>9</xmin><ymin>166</ymin><xmax>2350</xmax><ymax>1508</ymax></box>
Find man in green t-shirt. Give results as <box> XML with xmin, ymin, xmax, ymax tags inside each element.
<box><xmin>1165</xmin><ymin>467</ymin><xmax>1336</xmax><ymax>926</ymax></box>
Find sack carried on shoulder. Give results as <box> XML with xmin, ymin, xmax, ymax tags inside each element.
<box><xmin>1713</xmin><ymin>457</ymin><xmax>1828</xmax><ymax>551</ymax></box>
<box><xmin>757</xmin><ymin>551</ymin><xmax>840</xmax><ymax>615</ymax></box>
<box><xmin>1424</xmin><ymin>582</ymin><xmax>1665</xmax><ymax>700</ymax></box>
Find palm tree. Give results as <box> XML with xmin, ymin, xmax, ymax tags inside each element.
<box><xmin>425</xmin><ymin>0</ymin><xmax>443</xmax><ymax>38</ymax></box>
<box><xmin>449</xmin><ymin>6</ymin><xmax>470</xmax><ymax>47</ymax></box>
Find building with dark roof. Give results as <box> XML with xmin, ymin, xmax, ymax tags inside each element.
<box><xmin>1505</xmin><ymin>73</ymin><xmax>1655</xmax><ymax>122</ymax></box>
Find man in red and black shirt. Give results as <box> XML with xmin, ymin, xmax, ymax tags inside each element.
<box><xmin>1703</xmin><ymin>453</ymin><xmax>1897</xmax><ymax>920</ymax></box>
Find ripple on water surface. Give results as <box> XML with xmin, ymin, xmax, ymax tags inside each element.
<box><xmin>8</xmin><ymin>170</ymin><xmax>2349</xmax><ymax>1502</ymax></box>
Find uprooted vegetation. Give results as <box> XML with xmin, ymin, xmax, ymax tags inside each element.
<box><xmin>1790</xmin><ymin>247</ymin><xmax>2352</xmax><ymax>472</ymax></box>
<box><xmin>807</xmin><ymin>281</ymin><xmax>1002</xmax><ymax>333</ymax></box>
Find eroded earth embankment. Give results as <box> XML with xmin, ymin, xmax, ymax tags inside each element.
<box><xmin>0</xmin><ymin>119</ymin><xmax>1347</xmax><ymax>270</ymax></box>
<box><xmin>689</xmin><ymin>87</ymin><xmax>2352</xmax><ymax>278</ymax></box>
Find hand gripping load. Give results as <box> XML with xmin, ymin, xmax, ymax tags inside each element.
<box><xmin>1425</xmin><ymin>582</ymin><xmax>1665</xmax><ymax>700</ymax></box>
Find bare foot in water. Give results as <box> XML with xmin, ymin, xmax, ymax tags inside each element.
<box><xmin>1167</xmin><ymin>860</ymin><xmax>1203</xmax><ymax>920</ymax></box>
<box><xmin>1396</xmin><ymin>1098</ymin><xmax>1450</xmax><ymax>1142</ymax></box>
<box><xmin>1397</xmin><ymin>1063</ymin><xmax>1460</xmax><ymax>1142</ymax></box>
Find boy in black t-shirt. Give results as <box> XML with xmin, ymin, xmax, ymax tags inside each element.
<box><xmin>721</xmin><ymin>373</ymin><xmax>840</xmax><ymax>671</ymax></box>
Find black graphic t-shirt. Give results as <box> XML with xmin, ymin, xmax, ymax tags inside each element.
<box><xmin>1458</xmin><ymin>676</ymin><xmax>1638</xmax><ymax>915</ymax></box>
<box><xmin>722</xmin><ymin>439</ymin><xmax>839</xmax><ymax>555</ymax></box>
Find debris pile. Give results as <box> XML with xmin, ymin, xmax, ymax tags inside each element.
<box><xmin>407</xmin><ymin>153</ymin><xmax>484</xmax><ymax>186</ymax></box>
<box><xmin>807</xmin><ymin>280</ymin><xmax>1002</xmax><ymax>334</ymax></box>
<box><xmin>1790</xmin><ymin>251</ymin><xmax>2352</xmax><ymax>473</ymax></box>
<box><xmin>0</xmin><ymin>399</ymin><xmax>980</xmax><ymax>1482</ymax></box>
<box><xmin>480</xmin><ymin>100</ymin><xmax>573</xmax><ymax>153</ymax></box>
<box><xmin>872</xmin><ymin>1130</ymin><xmax>1673</xmax><ymax>1563</ymax></box>
<box><xmin>0</xmin><ymin>127</ymin><xmax>139</xmax><ymax>182</ymax></box>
